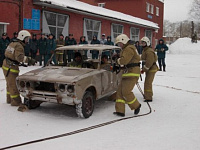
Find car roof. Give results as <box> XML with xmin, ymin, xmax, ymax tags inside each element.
<box><xmin>56</xmin><ymin>44</ymin><xmax>121</xmax><ymax>51</ymax></box>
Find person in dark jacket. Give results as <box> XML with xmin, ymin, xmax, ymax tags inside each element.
<box><xmin>10</xmin><ymin>32</ymin><xmax>18</xmax><ymax>42</ymax></box>
<box><xmin>0</xmin><ymin>33</ymin><xmax>10</xmax><ymax>67</ymax></box>
<box><xmin>38</xmin><ymin>33</ymin><xmax>47</xmax><ymax>66</ymax></box>
<box><xmin>90</xmin><ymin>35</ymin><xmax>100</xmax><ymax>59</ymax></box>
<box><xmin>135</xmin><ymin>41</ymin><xmax>143</xmax><ymax>55</ymax></box>
<box><xmin>65</xmin><ymin>34</ymin><xmax>77</xmax><ymax>62</ymax></box>
<box><xmin>45</xmin><ymin>33</ymin><xmax>56</xmax><ymax>65</ymax></box>
<box><xmin>29</xmin><ymin>34</ymin><xmax>38</xmax><ymax>59</ymax></box>
<box><xmin>103</xmin><ymin>36</ymin><xmax>114</xmax><ymax>56</ymax></box>
<box><xmin>155</xmin><ymin>39</ymin><xmax>168</xmax><ymax>71</ymax></box>
<box><xmin>79</xmin><ymin>36</ymin><xmax>88</xmax><ymax>59</ymax></box>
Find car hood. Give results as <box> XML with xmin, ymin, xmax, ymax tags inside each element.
<box><xmin>17</xmin><ymin>66</ymin><xmax>94</xmax><ymax>83</ymax></box>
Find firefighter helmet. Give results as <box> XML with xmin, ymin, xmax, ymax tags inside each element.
<box><xmin>17</xmin><ymin>30</ymin><xmax>31</xmax><ymax>41</ymax></box>
<box><xmin>141</xmin><ymin>36</ymin><xmax>151</xmax><ymax>46</ymax></box>
<box><xmin>115</xmin><ymin>34</ymin><xmax>130</xmax><ymax>44</ymax></box>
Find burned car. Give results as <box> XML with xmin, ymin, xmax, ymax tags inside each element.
<box><xmin>16</xmin><ymin>44</ymin><xmax>122</xmax><ymax>118</ymax></box>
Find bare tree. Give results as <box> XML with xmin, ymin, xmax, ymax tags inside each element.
<box><xmin>189</xmin><ymin>0</ymin><xmax>200</xmax><ymax>21</ymax></box>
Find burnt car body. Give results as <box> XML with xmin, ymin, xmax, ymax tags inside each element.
<box><xmin>16</xmin><ymin>44</ymin><xmax>122</xmax><ymax>118</ymax></box>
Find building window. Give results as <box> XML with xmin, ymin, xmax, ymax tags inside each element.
<box><xmin>130</xmin><ymin>27</ymin><xmax>140</xmax><ymax>43</ymax></box>
<box><xmin>146</xmin><ymin>2</ymin><xmax>150</xmax><ymax>12</ymax></box>
<box><xmin>111</xmin><ymin>24</ymin><xmax>124</xmax><ymax>41</ymax></box>
<box><xmin>156</xmin><ymin>7</ymin><xmax>159</xmax><ymax>16</ymax></box>
<box><xmin>83</xmin><ymin>18</ymin><xmax>101</xmax><ymax>42</ymax></box>
<box><xmin>42</xmin><ymin>11</ymin><xmax>69</xmax><ymax>38</ymax></box>
<box><xmin>98</xmin><ymin>3</ymin><xmax>105</xmax><ymax>8</ymax></box>
<box><xmin>145</xmin><ymin>30</ymin><xmax>152</xmax><ymax>45</ymax></box>
<box><xmin>150</xmin><ymin>4</ymin><xmax>154</xmax><ymax>14</ymax></box>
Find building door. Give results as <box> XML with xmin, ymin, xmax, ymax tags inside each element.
<box><xmin>42</xmin><ymin>11</ymin><xmax>69</xmax><ymax>38</ymax></box>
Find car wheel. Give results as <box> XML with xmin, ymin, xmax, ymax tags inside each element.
<box><xmin>76</xmin><ymin>91</ymin><xmax>94</xmax><ymax>118</ymax></box>
<box><xmin>24</xmin><ymin>98</ymin><xmax>42</xmax><ymax>109</ymax></box>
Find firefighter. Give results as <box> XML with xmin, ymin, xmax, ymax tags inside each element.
<box><xmin>67</xmin><ymin>52</ymin><xmax>83</xmax><ymax>68</ymax></box>
<box><xmin>2</xmin><ymin>30</ymin><xmax>36</xmax><ymax>112</ymax></box>
<box><xmin>56</xmin><ymin>34</ymin><xmax>65</xmax><ymax>65</ymax></box>
<box><xmin>113</xmin><ymin>34</ymin><xmax>141</xmax><ymax>117</ymax></box>
<box><xmin>140</xmin><ymin>37</ymin><xmax>158</xmax><ymax>102</ymax></box>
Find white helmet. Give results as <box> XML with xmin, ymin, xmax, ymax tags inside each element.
<box><xmin>141</xmin><ymin>36</ymin><xmax>151</xmax><ymax>46</ymax></box>
<box><xmin>17</xmin><ymin>30</ymin><xmax>31</xmax><ymax>41</ymax></box>
<box><xmin>115</xmin><ymin>34</ymin><xmax>130</xmax><ymax>44</ymax></box>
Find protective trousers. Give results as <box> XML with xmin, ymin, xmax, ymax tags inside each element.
<box><xmin>56</xmin><ymin>50</ymin><xmax>64</xmax><ymax>65</ymax></box>
<box><xmin>2</xmin><ymin>60</ymin><xmax>22</xmax><ymax>106</ymax></box>
<box><xmin>144</xmin><ymin>71</ymin><xmax>156</xmax><ymax>100</ymax></box>
<box><xmin>115</xmin><ymin>77</ymin><xmax>140</xmax><ymax>114</ymax></box>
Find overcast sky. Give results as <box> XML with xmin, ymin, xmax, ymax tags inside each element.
<box><xmin>164</xmin><ymin>0</ymin><xmax>193</xmax><ymax>22</ymax></box>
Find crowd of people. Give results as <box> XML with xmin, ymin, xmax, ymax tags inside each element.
<box><xmin>0</xmin><ymin>29</ymin><xmax>168</xmax><ymax>115</ymax></box>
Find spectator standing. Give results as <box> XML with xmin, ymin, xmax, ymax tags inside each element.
<box><xmin>65</xmin><ymin>34</ymin><xmax>77</xmax><ymax>62</ymax></box>
<box><xmin>90</xmin><ymin>35</ymin><xmax>100</xmax><ymax>59</ymax></box>
<box><xmin>100</xmin><ymin>34</ymin><xmax>107</xmax><ymax>44</ymax></box>
<box><xmin>46</xmin><ymin>33</ymin><xmax>56</xmax><ymax>65</ymax></box>
<box><xmin>10</xmin><ymin>32</ymin><xmax>18</xmax><ymax>42</ymax></box>
<box><xmin>29</xmin><ymin>34</ymin><xmax>38</xmax><ymax>59</ymax></box>
<box><xmin>135</xmin><ymin>41</ymin><xmax>143</xmax><ymax>55</ymax></box>
<box><xmin>0</xmin><ymin>33</ymin><xmax>10</xmax><ymax>67</ymax></box>
<box><xmin>155</xmin><ymin>39</ymin><xmax>168</xmax><ymax>71</ymax></box>
<box><xmin>104</xmin><ymin>36</ymin><xmax>114</xmax><ymax>56</ymax></box>
<box><xmin>79</xmin><ymin>36</ymin><xmax>88</xmax><ymax>59</ymax></box>
<box><xmin>38</xmin><ymin>33</ymin><xmax>47</xmax><ymax>66</ymax></box>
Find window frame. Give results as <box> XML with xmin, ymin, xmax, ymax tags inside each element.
<box><xmin>145</xmin><ymin>30</ymin><xmax>152</xmax><ymax>45</ymax></box>
<box><xmin>111</xmin><ymin>23</ymin><xmax>124</xmax><ymax>42</ymax></box>
<box><xmin>156</xmin><ymin>7</ymin><xmax>159</xmax><ymax>16</ymax></box>
<box><xmin>130</xmin><ymin>27</ymin><xmax>140</xmax><ymax>43</ymax></box>
<box><xmin>83</xmin><ymin>18</ymin><xmax>101</xmax><ymax>43</ymax></box>
<box><xmin>146</xmin><ymin>2</ymin><xmax>150</xmax><ymax>13</ymax></box>
<box><xmin>42</xmin><ymin>11</ymin><xmax>69</xmax><ymax>38</ymax></box>
<box><xmin>150</xmin><ymin>4</ymin><xmax>154</xmax><ymax>14</ymax></box>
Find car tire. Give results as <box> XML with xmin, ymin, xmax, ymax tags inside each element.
<box><xmin>24</xmin><ymin>98</ymin><xmax>42</xmax><ymax>109</ymax></box>
<box><xmin>76</xmin><ymin>91</ymin><xmax>94</xmax><ymax>118</ymax></box>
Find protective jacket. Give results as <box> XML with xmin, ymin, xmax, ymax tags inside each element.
<box><xmin>118</xmin><ymin>41</ymin><xmax>141</xmax><ymax>77</ymax></box>
<box><xmin>141</xmin><ymin>46</ymin><xmax>158</xmax><ymax>72</ymax></box>
<box><xmin>155</xmin><ymin>39</ymin><xmax>168</xmax><ymax>59</ymax></box>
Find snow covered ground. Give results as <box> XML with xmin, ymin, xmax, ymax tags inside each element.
<box><xmin>0</xmin><ymin>38</ymin><xmax>200</xmax><ymax>150</ymax></box>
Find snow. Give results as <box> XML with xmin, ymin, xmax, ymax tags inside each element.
<box><xmin>0</xmin><ymin>38</ymin><xmax>200</xmax><ymax>150</ymax></box>
<box><xmin>39</xmin><ymin>0</ymin><xmax>159</xmax><ymax>29</ymax></box>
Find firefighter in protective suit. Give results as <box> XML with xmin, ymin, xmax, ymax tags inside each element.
<box><xmin>113</xmin><ymin>34</ymin><xmax>141</xmax><ymax>117</ymax></box>
<box><xmin>2</xmin><ymin>30</ymin><xmax>36</xmax><ymax>112</ymax></box>
<box><xmin>140</xmin><ymin>37</ymin><xmax>158</xmax><ymax>102</ymax></box>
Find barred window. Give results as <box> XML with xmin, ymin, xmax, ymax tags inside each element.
<box><xmin>111</xmin><ymin>24</ymin><xmax>124</xmax><ymax>41</ymax></box>
<box><xmin>83</xmin><ymin>18</ymin><xmax>101</xmax><ymax>42</ymax></box>
<box><xmin>130</xmin><ymin>27</ymin><xmax>140</xmax><ymax>43</ymax></box>
<box><xmin>43</xmin><ymin>11</ymin><xmax>69</xmax><ymax>38</ymax></box>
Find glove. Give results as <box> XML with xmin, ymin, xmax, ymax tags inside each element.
<box><xmin>28</xmin><ymin>57</ymin><xmax>37</xmax><ymax>66</ymax></box>
<box><xmin>141</xmin><ymin>70</ymin><xmax>144</xmax><ymax>74</ymax></box>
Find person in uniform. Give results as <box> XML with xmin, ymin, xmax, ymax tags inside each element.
<box><xmin>2</xmin><ymin>30</ymin><xmax>36</xmax><ymax>111</ymax></box>
<box><xmin>29</xmin><ymin>33</ymin><xmax>38</xmax><ymax>59</ymax></box>
<box><xmin>67</xmin><ymin>52</ymin><xmax>83</xmax><ymax>68</ymax></box>
<box><xmin>155</xmin><ymin>39</ymin><xmax>168</xmax><ymax>71</ymax></box>
<box><xmin>65</xmin><ymin>34</ymin><xmax>77</xmax><ymax>62</ymax></box>
<box><xmin>56</xmin><ymin>34</ymin><xmax>65</xmax><ymax>65</ymax></box>
<box><xmin>141</xmin><ymin>37</ymin><xmax>158</xmax><ymax>102</ymax></box>
<box><xmin>45</xmin><ymin>33</ymin><xmax>56</xmax><ymax>65</ymax></box>
<box><xmin>38</xmin><ymin>33</ymin><xmax>47</xmax><ymax>66</ymax></box>
<box><xmin>10</xmin><ymin>32</ymin><xmax>18</xmax><ymax>42</ymax></box>
<box><xmin>113</xmin><ymin>34</ymin><xmax>141</xmax><ymax>117</ymax></box>
<box><xmin>0</xmin><ymin>33</ymin><xmax>10</xmax><ymax>67</ymax></box>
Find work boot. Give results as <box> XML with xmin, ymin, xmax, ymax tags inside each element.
<box><xmin>159</xmin><ymin>65</ymin><xmax>162</xmax><ymax>71</ymax></box>
<box><xmin>113</xmin><ymin>112</ymin><xmax>125</xmax><ymax>117</ymax></box>
<box><xmin>18</xmin><ymin>104</ymin><xmax>28</xmax><ymax>112</ymax></box>
<box><xmin>11</xmin><ymin>99</ymin><xmax>21</xmax><ymax>106</ymax></box>
<box><xmin>134</xmin><ymin>104</ymin><xmax>141</xmax><ymax>115</ymax></box>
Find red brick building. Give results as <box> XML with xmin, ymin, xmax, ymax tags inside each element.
<box><xmin>0</xmin><ymin>0</ymin><xmax>163</xmax><ymax>48</ymax></box>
